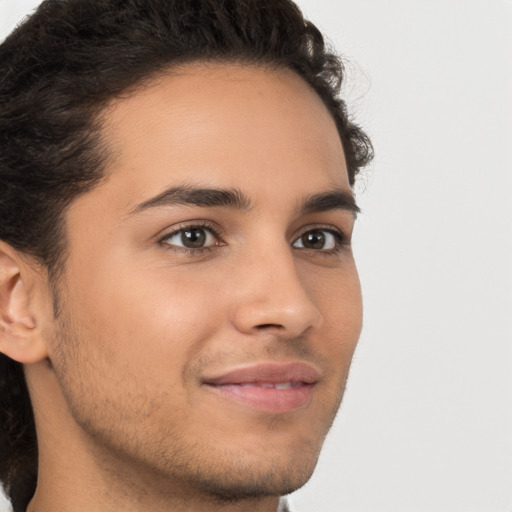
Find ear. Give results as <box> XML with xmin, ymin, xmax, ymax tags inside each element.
<box><xmin>0</xmin><ymin>241</ymin><xmax>49</xmax><ymax>363</ymax></box>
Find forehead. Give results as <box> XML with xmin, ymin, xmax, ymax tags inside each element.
<box><xmin>64</xmin><ymin>63</ymin><xmax>352</xmax><ymax>238</ymax></box>
<box><xmin>96</xmin><ymin>63</ymin><xmax>348</xmax><ymax>204</ymax></box>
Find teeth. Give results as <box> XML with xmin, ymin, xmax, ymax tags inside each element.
<box><xmin>274</xmin><ymin>382</ymin><xmax>293</xmax><ymax>389</ymax></box>
<box><xmin>235</xmin><ymin>382</ymin><xmax>295</xmax><ymax>389</ymax></box>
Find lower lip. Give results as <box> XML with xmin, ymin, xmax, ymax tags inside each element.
<box><xmin>204</xmin><ymin>383</ymin><xmax>314</xmax><ymax>413</ymax></box>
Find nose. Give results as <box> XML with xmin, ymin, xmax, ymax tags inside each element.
<box><xmin>230</xmin><ymin>244</ymin><xmax>324</xmax><ymax>338</ymax></box>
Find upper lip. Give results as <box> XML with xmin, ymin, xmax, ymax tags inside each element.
<box><xmin>202</xmin><ymin>362</ymin><xmax>322</xmax><ymax>386</ymax></box>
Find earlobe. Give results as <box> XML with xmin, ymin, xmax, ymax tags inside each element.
<box><xmin>0</xmin><ymin>243</ymin><xmax>48</xmax><ymax>364</ymax></box>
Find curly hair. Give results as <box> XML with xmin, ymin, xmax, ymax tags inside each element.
<box><xmin>0</xmin><ymin>0</ymin><xmax>373</xmax><ymax>510</ymax></box>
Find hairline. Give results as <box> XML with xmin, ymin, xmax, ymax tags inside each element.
<box><xmin>44</xmin><ymin>57</ymin><xmax>356</xmax><ymax>310</ymax></box>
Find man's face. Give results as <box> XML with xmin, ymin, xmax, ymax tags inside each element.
<box><xmin>44</xmin><ymin>63</ymin><xmax>362</xmax><ymax>499</ymax></box>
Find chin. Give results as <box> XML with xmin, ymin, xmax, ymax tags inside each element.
<box><xmin>184</xmin><ymin>448</ymin><xmax>319</xmax><ymax>503</ymax></box>
<box><xmin>200</xmin><ymin>474</ymin><xmax>312</xmax><ymax>503</ymax></box>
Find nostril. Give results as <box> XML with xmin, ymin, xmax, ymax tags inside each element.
<box><xmin>256</xmin><ymin>323</ymin><xmax>283</xmax><ymax>330</ymax></box>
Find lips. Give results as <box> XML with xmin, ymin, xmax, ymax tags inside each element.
<box><xmin>202</xmin><ymin>362</ymin><xmax>321</xmax><ymax>413</ymax></box>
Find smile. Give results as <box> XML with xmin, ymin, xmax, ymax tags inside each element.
<box><xmin>202</xmin><ymin>362</ymin><xmax>320</xmax><ymax>413</ymax></box>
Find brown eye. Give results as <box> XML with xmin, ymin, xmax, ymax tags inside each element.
<box><xmin>162</xmin><ymin>226</ymin><xmax>217</xmax><ymax>249</ymax></box>
<box><xmin>293</xmin><ymin>229</ymin><xmax>338</xmax><ymax>250</ymax></box>
<box><xmin>301</xmin><ymin>230</ymin><xmax>326</xmax><ymax>249</ymax></box>
<box><xmin>181</xmin><ymin>228</ymin><xmax>207</xmax><ymax>248</ymax></box>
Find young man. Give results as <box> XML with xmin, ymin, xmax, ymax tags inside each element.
<box><xmin>0</xmin><ymin>1</ymin><xmax>373</xmax><ymax>511</ymax></box>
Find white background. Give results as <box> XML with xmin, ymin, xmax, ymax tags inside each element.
<box><xmin>1</xmin><ymin>1</ymin><xmax>511</xmax><ymax>511</ymax></box>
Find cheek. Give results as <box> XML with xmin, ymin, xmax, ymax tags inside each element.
<box><xmin>303</xmin><ymin>260</ymin><xmax>363</xmax><ymax>364</ymax></box>
<box><xmin>326</xmin><ymin>278</ymin><xmax>363</xmax><ymax>344</ymax></box>
<box><xmin>62</xmin><ymin>259</ymin><xmax>228</xmax><ymax>376</ymax></box>
<box><xmin>304</xmin><ymin>258</ymin><xmax>362</xmax><ymax>330</ymax></box>
<box><xmin>51</xmin><ymin>264</ymin><xmax>229</xmax><ymax>432</ymax></box>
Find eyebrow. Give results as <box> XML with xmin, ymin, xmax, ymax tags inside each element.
<box><xmin>127</xmin><ymin>184</ymin><xmax>359</xmax><ymax>218</ymax></box>
<box><xmin>298</xmin><ymin>189</ymin><xmax>360</xmax><ymax>217</ymax></box>
<box><xmin>128</xmin><ymin>185</ymin><xmax>252</xmax><ymax>216</ymax></box>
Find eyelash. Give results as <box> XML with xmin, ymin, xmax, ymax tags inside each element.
<box><xmin>293</xmin><ymin>226</ymin><xmax>349</xmax><ymax>255</ymax></box>
<box><xmin>158</xmin><ymin>221</ymin><xmax>224</xmax><ymax>255</ymax></box>
<box><xmin>158</xmin><ymin>222</ymin><xmax>350</xmax><ymax>256</ymax></box>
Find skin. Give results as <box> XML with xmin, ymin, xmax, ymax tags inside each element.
<box><xmin>0</xmin><ymin>63</ymin><xmax>362</xmax><ymax>512</ymax></box>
